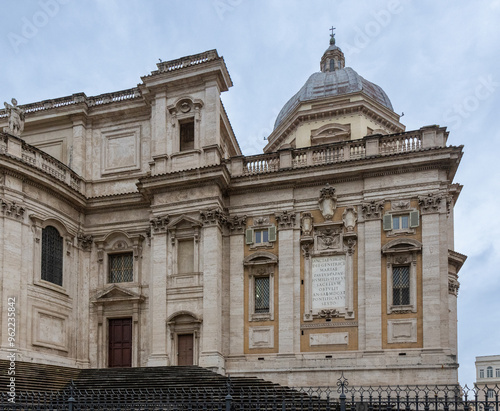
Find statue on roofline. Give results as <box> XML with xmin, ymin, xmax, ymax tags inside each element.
<box><xmin>3</xmin><ymin>98</ymin><xmax>25</xmax><ymax>137</ymax></box>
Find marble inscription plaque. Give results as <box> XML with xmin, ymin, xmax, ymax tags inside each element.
<box><xmin>311</xmin><ymin>255</ymin><xmax>346</xmax><ymax>310</ymax></box>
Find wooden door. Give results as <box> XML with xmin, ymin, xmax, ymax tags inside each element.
<box><xmin>177</xmin><ymin>334</ymin><xmax>194</xmax><ymax>366</ymax></box>
<box><xmin>108</xmin><ymin>318</ymin><xmax>132</xmax><ymax>367</ymax></box>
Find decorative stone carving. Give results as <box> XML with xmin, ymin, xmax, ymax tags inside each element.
<box><xmin>0</xmin><ymin>198</ymin><xmax>25</xmax><ymax>219</ymax></box>
<box><xmin>200</xmin><ymin>208</ymin><xmax>228</xmax><ymax>227</ymax></box>
<box><xmin>227</xmin><ymin>215</ymin><xmax>247</xmax><ymax>232</ymax></box>
<box><xmin>253</xmin><ymin>216</ymin><xmax>269</xmax><ymax>226</ymax></box>
<box><xmin>317</xmin><ymin>309</ymin><xmax>340</xmax><ymax>319</ymax></box>
<box><xmin>275</xmin><ymin>210</ymin><xmax>296</xmax><ymax>229</ymax></box>
<box><xmin>318</xmin><ymin>184</ymin><xmax>337</xmax><ymax>221</ymax></box>
<box><xmin>391</xmin><ymin>200</ymin><xmax>410</xmax><ymax>210</ymax></box>
<box><xmin>342</xmin><ymin>206</ymin><xmax>357</xmax><ymax>232</ymax></box>
<box><xmin>77</xmin><ymin>232</ymin><xmax>93</xmax><ymax>251</ymax></box>
<box><xmin>150</xmin><ymin>215</ymin><xmax>170</xmax><ymax>232</ymax></box>
<box><xmin>418</xmin><ymin>193</ymin><xmax>442</xmax><ymax>213</ymax></box>
<box><xmin>301</xmin><ymin>242</ymin><xmax>312</xmax><ymax>259</ymax></box>
<box><xmin>344</xmin><ymin>238</ymin><xmax>357</xmax><ymax>256</ymax></box>
<box><xmin>301</xmin><ymin>212</ymin><xmax>313</xmax><ymax>237</ymax></box>
<box><xmin>317</xmin><ymin>227</ymin><xmax>342</xmax><ymax>251</ymax></box>
<box><xmin>448</xmin><ymin>274</ymin><xmax>460</xmax><ymax>296</ymax></box>
<box><xmin>361</xmin><ymin>200</ymin><xmax>384</xmax><ymax>220</ymax></box>
<box><xmin>3</xmin><ymin>98</ymin><xmax>25</xmax><ymax>137</ymax></box>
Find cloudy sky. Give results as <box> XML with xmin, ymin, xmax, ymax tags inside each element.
<box><xmin>1</xmin><ymin>0</ymin><xmax>499</xmax><ymax>387</ymax></box>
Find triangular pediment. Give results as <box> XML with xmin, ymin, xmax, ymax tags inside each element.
<box><xmin>167</xmin><ymin>214</ymin><xmax>202</xmax><ymax>229</ymax></box>
<box><xmin>91</xmin><ymin>285</ymin><xmax>144</xmax><ymax>305</ymax></box>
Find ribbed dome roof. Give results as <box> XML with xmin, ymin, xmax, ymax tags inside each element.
<box><xmin>274</xmin><ymin>67</ymin><xmax>393</xmax><ymax>130</ymax></box>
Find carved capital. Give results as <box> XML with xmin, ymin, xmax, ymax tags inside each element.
<box><xmin>275</xmin><ymin>210</ymin><xmax>296</xmax><ymax>229</ymax></box>
<box><xmin>418</xmin><ymin>193</ymin><xmax>443</xmax><ymax>214</ymax></box>
<box><xmin>227</xmin><ymin>215</ymin><xmax>247</xmax><ymax>233</ymax></box>
<box><xmin>77</xmin><ymin>232</ymin><xmax>93</xmax><ymax>251</ymax></box>
<box><xmin>200</xmin><ymin>208</ymin><xmax>227</xmax><ymax>227</ymax></box>
<box><xmin>150</xmin><ymin>215</ymin><xmax>169</xmax><ymax>232</ymax></box>
<box><xmin>361</xmin><ymin>200</ymin><xmax>384</xmax><ymax>220</ymax></box>
<box><xmin>1</xmin><ymin>198</ymin><xmax>25</xmax><ymax>220</ymax></box>
<box><xmin>344</xmin><ymin>237</ymin><xmax>357</xmax><ymax>255</ymax></box>
<box><xmin>301</xmin><ymin>241</ymin><xmax>313</xmax><ymax>259</ymax></box>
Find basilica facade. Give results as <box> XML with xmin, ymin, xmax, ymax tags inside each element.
<box><xmin>0</xmin><ymin>36</ymin><xmax>466</xmax><ymax>387</ymax></box>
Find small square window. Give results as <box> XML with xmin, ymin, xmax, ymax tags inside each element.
<box><xmin>108</xmin><ymin>253</ymin><xmax>133</xmax><ymax>283</ymax></box>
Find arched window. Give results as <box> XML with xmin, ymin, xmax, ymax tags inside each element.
<box><xmin>41</xmin><ymin>225</ymin><xmax>63</xmax><ymax>286</ymax></box>
<box><xmin>487</xmin><ymin>366</ymin><xmax>493</xmax><ymax>378</ymax></box>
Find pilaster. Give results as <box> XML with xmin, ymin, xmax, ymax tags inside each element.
<box><xmin>147</xmin><ymin>215</ymin><xmax>169</xmax><ymax>366</ymax></box>
<box><xmin>228</xmin><ymin>215</ymin><xmax>246</xmax><ymax>357</ymax></box>
<box><xmin>361</xmin><ymin>200</ymin><xmax>384</xmax><ymax>351</ymax></box>
<box><xmin>275</xmin><ymin>210</ymin><xmax>296</xmax><ymax>355</ymax></box>
<box><xmin>199</xmin><ymin>209</ymin><xmax>226</xmax><ymax>372</ymax></box>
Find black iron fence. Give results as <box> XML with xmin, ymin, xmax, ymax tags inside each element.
<box><xmin>1</xmin><ymin>374</ymin><xmax>499</xmax><ymax>411</ymax></box>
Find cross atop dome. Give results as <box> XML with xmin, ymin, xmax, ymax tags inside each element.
<box><xmin>329</xmin><ymin>26</ymin><xmax>336</xmax><ymax>45</ymax></box>
<box><xmin>320</xmin><ymin>27</ymin><xmax>345</xmax><ymax>72</ymax></box>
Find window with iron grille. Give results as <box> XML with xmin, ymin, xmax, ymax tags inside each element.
<box><xmin>254</xmin><ymin>276</ymin><xmax>270</xmax><ymax>313</ymax></box>
<box><xmin>41</xmin><ymin>225</ymin><xmax>63</xmax><ymax>286</ymax></box>
<box><xmin>488</xmin><ymin>389</ymin><xmax>494</xmax><ymax>399</ymax></box>
<box><xmin>108</xmin><ymin>253</ymin><xmax>133</xmax><ymax>283</ymax></box>
<box><xmin>393</xmin><ymin>265</ymin><xmax>410</xmax><ymax>306</ymax></box>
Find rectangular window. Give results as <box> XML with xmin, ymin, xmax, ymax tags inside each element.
<box><xmin>254</xmin><ymin>276</ymin><xmax>270</xmax><ymax>313</ymax></box>
<box><xmin>180</xmin><ymin>120</ymin><xmax>195</xmax><ymax>151</ymax></box>
<box><xmin>177</xmin><ymin>239</ymin><xmax>194</xmax><ymax>274</ymax></box>
<box><xmin>108</xmin><ymin>253</ymin><xmax>133</xmax><ymax>283</ymax></box>
<box><xmin>393</xmin><ymin>265</ymin><xmax>410</xmax><ymax>305</ymax></box>
<box><xmin>255</xmin><ymin>229</ymin><xmax>269</xmax><ymax>244</ymax></box>
<box><xmin>488</xmin><ymin>389</ymin><xmax>494</xmax><ymax>399</ymax></box>
<box><xmin>41</xmin><ymin>226</ymin><xmax>63</xmax><ymax>286</ymax></box>
<box><xmin>393</xmin><ymin>215</ymin><xmax>409</xmax><ymax>230</ymax></box>
<box><xmin>480</xmin><ymin>369</ymin><xmax>485</xmax><ymax>378</ymax></box>
<box><xmin>496</xmin><ymin>368</ymin><xmax>500</xmax><ymax>378</ymax></box>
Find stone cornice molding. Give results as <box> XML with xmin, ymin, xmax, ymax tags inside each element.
<box><xmin>275</xmin><ymin>210</ymin><xmax>296</xmax><ymax>230</ymax></box>
<box><xmin>361</xmin><ymin>200</ymin><xmax>385</xmax><ymax>220</ymax></box>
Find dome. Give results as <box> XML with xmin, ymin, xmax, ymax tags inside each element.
<box><xmin>273</xmin><ymin>35</ymin><xmax>394</xmax><ymax>130</ymax></box>
<box><xmin>274</xmin><ymin>67</ymin><xmax>394</xmax><ymax>130</ymax></box>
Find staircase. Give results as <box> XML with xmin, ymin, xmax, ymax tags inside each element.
<box><xmin>0</xmin><ymin>361</ymin><xmax>335</xmax><ymax>409</ymax></box>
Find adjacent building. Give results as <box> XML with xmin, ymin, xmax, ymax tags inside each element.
<box><xmin>0</xmin><ymin>35</ymin><xmax>466</xmax><ymax>387</ymax></box>
<box><xmin>475</xmin><ymin>355</ymin><xmax>500</xmax><ymax>402</ymax></box>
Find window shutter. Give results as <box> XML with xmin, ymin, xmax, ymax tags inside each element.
<box><xmin>410</xmin><ymin>210</ymin><xmax>420</xmax><ymax>228</ymax></box>
<box><xmin>268</xmin><ymin>226</ymin><xmax>277</xmax><ymax>242</ymax></box>
<box><xmin>383</xmin><ymin>214</ymin><xmax>392</xmax><ymax>231</ymax></box>
<box><xmin>245</xmin><ymin>229</ymin><xmax>254</xmax><ymax>245</ymax></box>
